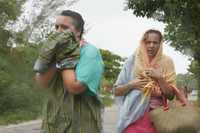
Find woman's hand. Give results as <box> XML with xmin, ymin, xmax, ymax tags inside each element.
<box><xmin>144</xmin><ymin>68</ymin><xmax>175</xmax><ymax>99</ymax></box>
<box><xmin>128</xmin><ymin>78</ymin><xmax>149</xmax><ymax>91</ymax></box>
<box><xmin>144</xmin><ymin>68</ymin><xmax>163</xmax><ymax>80</ymax></box>
<box><xmin>114</xmin><ymin>78</ymin><xmax>149</xmax><ymax>96</ymax></box>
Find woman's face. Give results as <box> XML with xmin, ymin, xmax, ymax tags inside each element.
<box><xmin>144</xmin><ymin>33</ymin><xmax>161</xmax><ymax>58</ymax></box>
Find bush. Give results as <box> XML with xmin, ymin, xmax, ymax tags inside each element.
<box><xmin>0</xmin><ymin>46</ymin><xmax>45</xmax><ymax>125</ymax></box>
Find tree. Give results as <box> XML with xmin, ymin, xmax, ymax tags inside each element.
<box><xmin>176</xmin><ymin>73</ymin><xmax>198</xmax><ymax>91</ymax></box>
<box><xmin>126</xmin><ymin>0</ymin><xmax>200</xmax><ymax>105</ymax></box>
<box><xmin>0</xmin><ymin>0</ymin><xmax>43</xmax><ymax>118</ymax></box>
<box><xmin>100</xmin><ymin>49</ymin><xmax>125</xmax><ymax>82</ymax></box>
<box><xmin>99</xmin><ymin>49</ymin><xmax>125</xmax><ymax>106</ymax></box>
<box><xmin>0</xmin><ymin>0</ymin><xmax>25</xmax><ymax>48</ymax></box>
<box><xmin>0</xmin><ymin>0</ymin><xmax>80</xmax><ymax>124</ymax></box>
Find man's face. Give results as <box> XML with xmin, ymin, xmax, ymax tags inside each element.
<box><xmin>55</xmin><ymin>15</ymin><xmax>80</xmax><ymax>37</ymax></box>
<box><xmin>144</xmin><ymin>33</ymin><xmax>161</xmax><ymax>58</ymax></box>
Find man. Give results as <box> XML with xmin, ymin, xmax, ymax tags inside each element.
<box><xmin>34</xmin><ymin>10</ymin><xmax>104</xmax><ymax>133</ymax></box>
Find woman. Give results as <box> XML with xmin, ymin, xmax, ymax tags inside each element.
<box><xmin>114</xmin><ymin>29</ymin><xmax>186</xmax><ymax>133</ymax></box>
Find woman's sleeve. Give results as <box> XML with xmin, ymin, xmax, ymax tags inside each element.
<box><xmin>114</xmin><ymin>55</ymin><xmax>134</xmax><ymax>86</ymax></box>
<box><xmin>114</xmin><ymin>64</ymin><xmax>128</xmax><ymax>86</ymax></box>
<box><xmin>113</xmin><ymin>55</ymin><xmax>134</xmax><ymax>106</ymax></box>
<box><xmin>114</xmin><ymin>55</ymin><xmax>134</xmax><ymax>92</ymax></box>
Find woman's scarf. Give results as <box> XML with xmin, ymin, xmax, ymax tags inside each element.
<box><xmin>133</xmin><ymin>41</ymin><xmax>187</xmax><ymax>109</ymax></box>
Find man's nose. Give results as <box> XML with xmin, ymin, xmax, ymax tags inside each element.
<box><xmin>57</xmin><ymin>26</ymin><xmax>63</xmax><ymax>32</ymax></box>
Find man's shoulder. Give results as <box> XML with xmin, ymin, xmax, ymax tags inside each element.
<box><xmin>82</xmin><ymin>43</ymin><xmax>98</xmax><ymax>51</ymax></box>
<box><xmin>82</xmin><ymin>43</ymin><xmax>100</xmax><ymax>57</ymax></box>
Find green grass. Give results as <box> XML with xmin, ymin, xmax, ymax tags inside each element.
<box><xmin>0</xmin><ymin>110</ymin><xmax>41</xmax><ymax>125</ymax></box>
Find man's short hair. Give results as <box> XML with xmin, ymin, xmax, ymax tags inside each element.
<box><xmin>60</xmin><ymin>10</ymin><xmax>84</xmax><ymax>38</ymax></box>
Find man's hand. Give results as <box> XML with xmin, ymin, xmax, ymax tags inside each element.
<box><xmin>55</xmin><ymin>30</ymin><xmax>80</xmax><ymax>70</ymax></box>
<box><xmin>33</xmin><ymin>30</ymin><xmax>79</xmax><ymax>73</ymax></box>
<box><xmin>54</xmin><ymin>30</ymin><xmax>79</xmax><ymax>62</ymax></box>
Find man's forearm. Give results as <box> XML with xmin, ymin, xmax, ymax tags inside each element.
<box><xmin>68</xmin><ymin>81</ymin><xmax>86</xmax><ymax>94</ymax></box>
<box><xmin>62</xmin><ymin>70</ymin><xmax>86</xmax><ymax>94</ymax></box>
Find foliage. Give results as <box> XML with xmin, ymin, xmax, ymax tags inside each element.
<box><xmin>99</xmin><ymin>49</ymin><xmax>125</xmax><ymax>106</ymax></box>
<box><xmin>0</xmin><ymin>0</ymin><xmax>79</xmax><ymax>124</ymax></box>
<box><xmin>100</xmin><ymin>49</ymin><xmax>124</xmax><ymax>82</ymax></box>
<box><xmin>126</xmin><ymin>0</ymin><xmax>200</xmax><ymax>104</ymax></box>
<box><xmin>0</xmin><ymin>46</ymin><xmax>46</xmax><ymax>125</ymax></box>
<box><xmin>0</xmin><ymin>0</ymin><xmax>37</xmax><ymax>124</ymax></box>
<box><xmin>0</xmin><ymin>0</ymin><xmax>25</xmax><ymax>48</ymax></box>
<box><xmin>176</xmin><ymin>73</ymin><xmax>198</xmax><ymax>91</ymax></box>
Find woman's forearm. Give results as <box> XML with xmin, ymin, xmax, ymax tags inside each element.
<box><xmin>157</xmin><ymin>77</ymin><xmax>174</xmax><ymax>100</ymax></box>
<box><xmin>114</xmin><ymin>78</ymin><xmax>148</xmax><ymax>96</ymax></box>
<box><xmin>114</xmin><ymin>83</ymin><xmax>133</xmax><ymax>96</ymax></box>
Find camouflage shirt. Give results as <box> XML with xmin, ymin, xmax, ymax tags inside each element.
<box><xmin>33</xmin><ymin>30</ymin><xmax>80</xmax><ymax>73</ymax></box>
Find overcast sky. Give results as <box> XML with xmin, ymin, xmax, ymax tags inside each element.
<box><xmin>18</xmin><ymin>0</ymin><xmax>189</xmax><ymax>74</ymax></box>
<box><xmin>66</xmin><ymin>0</ymin><xmax>190</xmax><ymax>74</ymax></box>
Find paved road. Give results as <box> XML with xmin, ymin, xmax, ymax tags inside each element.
<box><xmin>0</xmin><ymin>105</ymin><xmax>118</xmax><ymax>133</ymax></box>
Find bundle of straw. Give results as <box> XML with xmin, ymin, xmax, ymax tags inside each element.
<box><xmin>150</xmin><ymin>103</ymin><xmax>200</xmax><ymax>133</ymax></box>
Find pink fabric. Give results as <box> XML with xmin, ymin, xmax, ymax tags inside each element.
<box><xmin>123</xmin><ymin>111</ymin><xmax>157</xmax><ymax>133</ymax></box>
<box><xmin>149</xmin><ymin>96</ymin><xmax>163</xmax><ymax>109</ymax></box>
